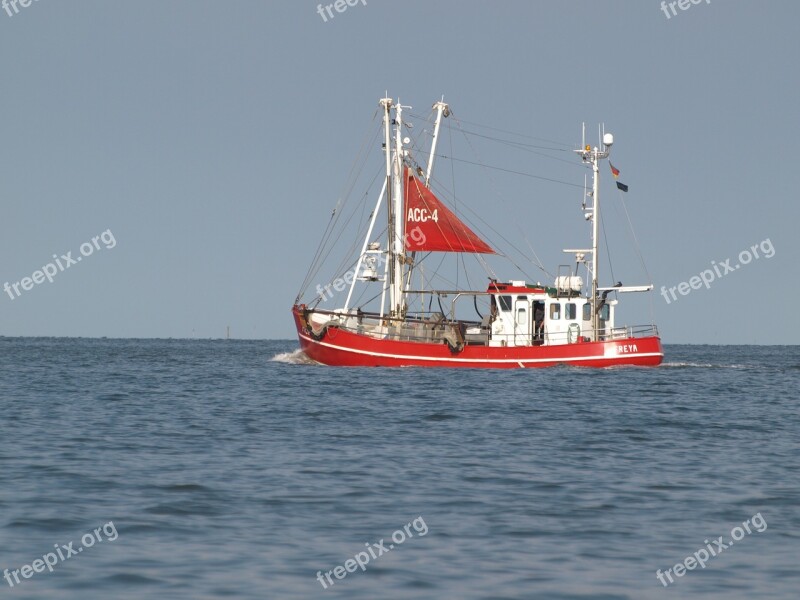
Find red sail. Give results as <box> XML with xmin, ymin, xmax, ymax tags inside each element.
<box><xmin>403</xmin><ymin>169</ymin><xmax>495</xmax><ymax>254</ymax></box>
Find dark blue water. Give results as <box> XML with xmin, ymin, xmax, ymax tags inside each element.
<box><xmin>0</xmin><ymin>339</ymin><xmax>798</xmax><ymax>599</ymax></box>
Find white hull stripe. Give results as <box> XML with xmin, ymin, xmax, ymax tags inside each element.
<box><xmin>299</xmin><ymin>333</ymin><xmax>662</xmax><ymax>364</ymax></box>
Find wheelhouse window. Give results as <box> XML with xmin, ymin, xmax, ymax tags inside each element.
<box><xmin>565</xmin><ymin>303</ymin><xmax>577</xmax><ymax>320</ymax></box>
<box><xmin>498</xmin><ymin>296</ymin><xmax>512</xmax><ymax>311</ymax></box>
<box><xmin>582</xmin><ymin>302</ymin><xmax>591</xmax><ymax>321</ymax></box>
<box><xmin>599</xmin><ymin>304</ymin><xmax>610</xmax><ymax>321</ymax></box>
<box><xmin>549</xmin><ymin>303</ymin><xmax>560</xmax><ymax>320</ymax></box>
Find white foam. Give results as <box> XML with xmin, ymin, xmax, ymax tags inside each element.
<box><xmin>270</xmin><ymin>348</ymin><xmax>320</xmax><ymax>365</ymax></box>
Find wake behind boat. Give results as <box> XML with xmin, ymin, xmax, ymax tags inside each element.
<box><xmin>292</xmin><ymin>97</ymin><xmax>663</xmax><ymax>368</ymax></box>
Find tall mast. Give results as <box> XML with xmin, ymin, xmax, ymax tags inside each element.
<box><xmin>379</xmin><ymin>98</ymin><xmax>395</xmax><ymax>318</ymax></box>
<box><xmin>575</xmin><ymin>128</ymin><xmax>613</xmax><ymax>341</ymax></box>
<box><xmin>390</xmin><ymin>101</ymin><xmax>408</xmax><ymax>319</ymax></box>
<box><xmin>590</xmin><ymin>148</ymin><xmax>601</xmax><ymax>340</ymax></box>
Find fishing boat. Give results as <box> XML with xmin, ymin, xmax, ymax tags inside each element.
<box><xmin>292</xmin><ymin>97</ymin><xmax>663</xmax><ymax>368</ymax></box>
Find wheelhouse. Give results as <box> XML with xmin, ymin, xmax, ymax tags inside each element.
<box><xmin>484</xmin><ymin>280</ymin><xmax>615</xmax><ymax>347</ymax></box>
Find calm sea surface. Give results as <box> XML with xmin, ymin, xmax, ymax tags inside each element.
<box><xmin>0</xmin><ymin>339</ymin><xmax>798</xmax><ymax>599</ymax></box>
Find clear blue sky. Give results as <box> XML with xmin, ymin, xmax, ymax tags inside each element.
<box><xmin>0</xmin><ymin>1</ymin><xmax>795</xmax><ymax>343</ymax></box>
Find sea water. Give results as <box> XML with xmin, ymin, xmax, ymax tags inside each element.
<box><xmin>1</xmin><ymin>338</ymin><xmax>798</xmax><ymax>599</ymax></box>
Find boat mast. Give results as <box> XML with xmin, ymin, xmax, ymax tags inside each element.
<box><xmin>425</xmin><ymin>99</ymin><xmax>450</xmax><ymax>185</ymax></box>
<box><xmin>575</xmin><ymin>127</ymin><xmax>613</xmax><ymax>341</ymax></box>
<box><xmin>390</xmin><ymin>101</ymin><xmax>408</xmax><ymax>319</ymax></box>
<box><xmin>379</xmin><ymin>98</ymin><xmax>395</xmax><ymax>319</ymax></box>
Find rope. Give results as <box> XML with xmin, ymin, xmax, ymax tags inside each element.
<box><xmin>295</xmin><ymin>117</ymin><xmax>382</xmax><ymax>301</ymax></box>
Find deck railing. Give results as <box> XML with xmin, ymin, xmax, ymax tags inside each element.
<box><xmin>304</xmin><ymin>308</ymin><xmax>658</xmax><ymax>347</ymax></box>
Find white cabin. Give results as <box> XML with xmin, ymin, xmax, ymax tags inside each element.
<box><xmin>485</xmin><ymin>281</ymin><xmax>617</xmax><ymax>347</ymax></box>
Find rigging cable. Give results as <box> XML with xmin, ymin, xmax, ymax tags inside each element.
<box><xmin>412</xmin><ymin>113</ymin><xmax>574</xmax><ymax>149</ymax></box>
<box><xmin>616</xmin><ymin>186</ymin><xmax>657</xmax><ymax>326</ymax></box>
<box><xmin>436</xmin><ymin>111</ymin><xmax>558</xmax><ymax>278</ymax></box>
<box><xmin>409</xmin><ymin>110</ymin><xmax>558</xmax><ymax>280</ymax></box>
<box><xmin>296</xmin><ymin>117</ymin><xmax>382</xmax><ymax>301</ymax></box>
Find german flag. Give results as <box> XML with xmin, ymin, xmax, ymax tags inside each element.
<box><xmin>609</xmin><ymin>162</ymin><xmax>620</xmax><ymax>179</ymax></box>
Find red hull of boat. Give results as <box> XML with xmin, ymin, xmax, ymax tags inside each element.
<box><xmin>292</xmin><ymin>308</ymin><xmax>663</xmax><ymax>368</ymax></box>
